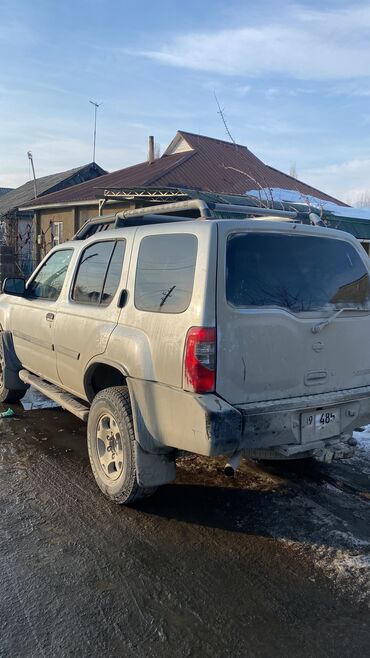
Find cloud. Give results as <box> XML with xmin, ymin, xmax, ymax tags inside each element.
<box><xmin>235</xmin><ymin>84</ymin><xmax>251</xmax><ymax>97</ymax></box>
<box><xmin>301</xmin><ymin>157</ymin><xmax>370</xmax><ymax>204</ymax></box>
<box><xmin>138</xmin><ymin>5</ymin><xmax>370</xmax><ymax>81</ymax></box>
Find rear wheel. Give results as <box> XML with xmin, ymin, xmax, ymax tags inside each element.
<box><xmin>87</xmin><ymin>386</ymin><xmax>157</xmax><ymax>505</ymax></box>
<box><xmin>0</xmin><ymin>342</ymin><xmax>26</xmax><ymax>403</ymax></box>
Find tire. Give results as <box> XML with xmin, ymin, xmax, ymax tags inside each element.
<box><xmin>0</xmin><ymin>341</ymin><xmax>26</xmax><ymax>404</ymax></box>
<box><xmin>87</xmin><ymin>386</ymin><xmax>157</xmax><ymax>505</ymax></box>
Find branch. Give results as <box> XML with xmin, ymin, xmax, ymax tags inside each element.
<box><xmin>214</xmin><ymin>92</ymin><xmax>236</xmax><ymax>144</ymax></box>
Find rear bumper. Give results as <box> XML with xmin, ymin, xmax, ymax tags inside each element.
<box><xmin>237</xmin><ymin>385</ymin><xmax>370</xmax><ymax>451</ymax></box>
<box><xmin>128</xmin><ymin>378</ymin><xmax>370</xmax><ymax>457</ymax></box>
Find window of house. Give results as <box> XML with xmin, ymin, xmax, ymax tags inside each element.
<box><xmin>135</xmin><ymin>234</ymin><xmax>198</xmax><ymax>313</ymax></box>
<box><xmin>72</xmin><ymin>240</ymin><xmax>125</xmax><ymax>305</ymax></box>
<box><xmin>27</xmin><ymin>250</ymin><xmax>73</xmax><ymax>301</ymax></box>
<box><xmin>52</xmin><ymin>222</ymin><xmax>63</xmax><ymax>246</ymax></box>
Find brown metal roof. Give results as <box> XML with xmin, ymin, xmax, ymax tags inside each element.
<box><xmin>21</xmin><ymin>152</ymin><xmax>193</xmax><ymax>209</ymax></box>
<box><xmin>22</xmin><ymin>131</ymin><xmax>347</xmax><ymax>209</ymax></box>
<box><xmin>1</xmin><ymin>162</ymin><xmax>106</xmax><ymax>216</ymax></box>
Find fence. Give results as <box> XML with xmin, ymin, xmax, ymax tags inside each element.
<box><xmin>0</xmin><ymin>213</ymin><xmax>37</xmax><ymax>284</ymax></box>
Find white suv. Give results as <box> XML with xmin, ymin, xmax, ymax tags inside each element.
<box><xmin>0</xmin><ymin>200</ymin><xmax>368</xmax><ymax>504</ymax></box>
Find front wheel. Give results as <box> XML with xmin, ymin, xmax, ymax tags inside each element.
<box><xmin>87</xmin><ymin>386</ymin><xmax>156</xmax><ymax>505</ymax></box>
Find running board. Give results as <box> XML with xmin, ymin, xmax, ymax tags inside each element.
<box><xmin>19</xmin><ymin>370</ymin><xmax>90</xmax><ymax>421</ymax></box>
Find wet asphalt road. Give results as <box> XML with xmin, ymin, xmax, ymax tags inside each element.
<box><xmin>0</xmin><ymin>400</ymin><xmax>370</xmax><ymax>657</ymax></box>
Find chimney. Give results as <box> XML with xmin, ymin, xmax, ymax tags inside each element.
<box><xmin>148</xmin><ymin>135</ymin><xmax>155</xmax><ymax>164</ymax></box>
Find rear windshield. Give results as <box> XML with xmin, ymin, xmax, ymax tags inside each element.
<box><xmin>226</xmin><ymin>233</ymin><xmax>370</xmax><ymax>312</ymax></box>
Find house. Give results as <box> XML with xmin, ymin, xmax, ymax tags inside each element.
<box><xmin>21</xmin><ymin>130</ymin><xmax>348</xmax><ymax>260</ymax></box>
<box><xmin>1</xmin><ymin>162</ymin><xmax>106</xmax><ymax>277</ymax></box>
<box><xmin>0</xmin><ymin>187</ymin><xmax>13</xmax><ymax>197</ymax></box>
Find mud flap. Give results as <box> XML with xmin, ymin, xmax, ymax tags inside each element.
<box><xmin>134</xmin><ymin>441</ymin><xmax>176</xmax><ymax>487</ymax></box>
<box><xmin>1</xmin><ymin>332</ymin><xmax>29</xmax><ymax>392</ymax></box>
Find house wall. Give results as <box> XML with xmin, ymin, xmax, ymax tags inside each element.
<box><xmin>39</xmin><ymin>207</ymin><xmax>76</xmax><ymax>253</ymax></box>
<box><xmin>36</xmin><ymin>201</ymin><xmax>136</xmax><ymax>259</ymax></box>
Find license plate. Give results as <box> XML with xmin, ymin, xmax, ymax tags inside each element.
<box><xmin>301</xmin><ymin>407</ymin><xmax>340</xmax><ymax>443</ymax></box>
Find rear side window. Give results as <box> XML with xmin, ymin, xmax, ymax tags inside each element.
<box><xmin>135</xmin><ymin>234</ymin><xmax>197</xmax><ymax>313</ymax></box>
<box><xmin>101</xmin><ymin>241</ymin><xmax>126</xmax><ymax>305</ymax></box>
<box><xmin>72</xmin><ymin>240</ymin><xmax>125</xmax><ymax>305</ymax></box>
<box><xmin>226</xmin><ymin>233</ymin><xmax>370</xmax><ymax>312</ymax></box>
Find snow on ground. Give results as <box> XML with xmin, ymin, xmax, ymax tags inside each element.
<box><xmin>353</xmin><ymin>424</ymin><xmax>370</xmax><ymax>447</ymax></box>
<box><xmin>351</xmin><ymin>425</ymin><xmax>370</xmax><ymax>475</ymax></box>
<box><xmin>262</xmin><ymin>424</ymin><xmax>370</xmax><ymax>605</ymax></box>
<box><xmin>21</xmin><ymin>387</ymin><xmax>59</xmax><ymax>410</ymax></box>
<box><xmin>271</xmin><ymin>495</ymin><xmax>370</xmax><ymax>605</ymax></box>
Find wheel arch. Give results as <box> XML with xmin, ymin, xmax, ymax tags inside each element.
<box><xmin>84</xmin><ymin>359</ymin><xmax>129</xmax><ymax>402</ymax></box>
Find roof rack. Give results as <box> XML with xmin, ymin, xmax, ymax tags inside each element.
<box><xmin>74</xmin><ymin>199</ymin><xmax>297</xmax><ymax>240</ymax></box>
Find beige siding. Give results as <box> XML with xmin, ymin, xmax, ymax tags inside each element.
<box><xmin>39</xmin><ymin>208</ymin><xmax>76</xmax><ymax>255</ymax></box>
<box><xmin>37</xmin><ymin>200</ymin><xmax>138</xmax><ymax>258</ymax></box>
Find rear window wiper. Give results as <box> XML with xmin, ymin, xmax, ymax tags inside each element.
<box><xmin>312</xmin><ymin>307</ymin><xmax>370</xmax><ymax>334</ymax></box>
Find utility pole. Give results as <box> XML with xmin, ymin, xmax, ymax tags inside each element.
<box><xmin>27</xmin><ymin>151</ymin><xmax>37</xmax><ymax>198</ymax></box>
<box><xmin>89</xmin><ymin>100</ymin><xmax>101</xmax><ymax>162</ymax></box>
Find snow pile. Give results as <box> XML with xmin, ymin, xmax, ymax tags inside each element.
<box><xmin>245</xmin><ymin>187</ymin><xmax>370</xmax><ymax>220</ymax></box>
<box><xmin>353</xmin><ymin>425</ymin><xmax>370</xmax><ymax>452</ymax></box>
<box><xmin>245</xmin><ymin>187</ymin><xmax>338</xmax><ymax>208</ymax></box>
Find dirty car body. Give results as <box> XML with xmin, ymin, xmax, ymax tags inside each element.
<box><xmin>0</xmin><ymin>207</ymin><xmax>370</xmax><ymax>503</ymax></box>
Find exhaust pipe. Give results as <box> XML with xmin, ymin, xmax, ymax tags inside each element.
<box><xmin>224</xmin><ymin>451</ymin><xmax>243</xmax><ymax>477</ymax></box>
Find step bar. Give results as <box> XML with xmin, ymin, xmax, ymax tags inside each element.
<box><xmin>19</xmin><ymin>370</ymin><xmax>90</xmax><ymax>421</ymax></box>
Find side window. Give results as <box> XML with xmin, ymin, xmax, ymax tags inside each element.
<box><xmin>27</xmin><ymin>250</ymin><xmax>73</xmax><ymax>301</ymax></box>
<box><xmin>72</xmin><ymin>240</ymin><xmax>125</xmax><ymax>305</ymax></box>
<box><xmin>101</xmin><ymin>241</ymin><xmax>126</xmax><ymax>305</ymax></box>
<box><xmin>135</xmin><ymin>234</ymin><xmax>198</xmax><ymax>313</ymax></box>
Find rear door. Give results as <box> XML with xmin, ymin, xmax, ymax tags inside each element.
<box><xmin>216</xmin><ymin>223</ymin><xmax>370</xmax><ymax>405</ymax></box>
<box><xmin>54</xmin><ymin>237</ymin><xmax>129</xmax><ymax>397</ymax></box>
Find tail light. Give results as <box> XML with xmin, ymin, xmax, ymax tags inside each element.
<box><xmin>184</xmin><ymin>327</ymin><xmax>216</xmax><ymax>393</ymax></box>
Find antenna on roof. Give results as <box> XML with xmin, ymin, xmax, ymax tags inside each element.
<box><xmin>214</xmin><ymin>92</ymin><xmax>236</xmax><ymax>144</ymax></box>
<box><xmin>89</xmin><ymin>100</ymin><xmax>102</xmax><ymax>163</ymax></box>
<box><xmin>27</xmin><ymin>151</ymin><xmax>37</xmax><ymax>198</ymax></box>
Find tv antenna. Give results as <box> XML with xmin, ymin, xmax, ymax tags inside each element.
<box><xmin>89</xmin><ymin>100</ymin><xmax>102</xmax><ymax>162</ymax></box>
<box><xmin>27</xmin><ymin>151</ymin><xmax>37</xmax><ymax>198</ymax></box>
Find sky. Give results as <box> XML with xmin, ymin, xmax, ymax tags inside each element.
<box><xmin>2</xmin><ymin>0</ymin><xmax>370</xmax><ymax>204</ymax></box>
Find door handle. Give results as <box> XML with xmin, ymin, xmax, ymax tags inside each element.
<box><xmin>46</xmin><ymin>312</ymin><xmax>55</xmax><ymax>321</ymax></box>
<box><xmin>117</xmin><ymin>289</ymin><xmax>128</xmax><ymax>308</ymax></box>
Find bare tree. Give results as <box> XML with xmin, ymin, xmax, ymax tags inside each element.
<box><xmin>355</xmin><ymin>191</ymin><xmax>370</xmax><ymax>208</ymax></box>
<box><xmin>289</xmin><ymin>162</ymin><xmax>298</xmax><ymax>179</ymax></box>
<box><xmin>214</xmin><ymin>92</ymin><xmax>236</xmax><ymax>144</ymax></box>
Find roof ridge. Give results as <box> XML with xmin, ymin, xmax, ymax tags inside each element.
<box><xmin>178</xmin><ymin>130</ymin><xmax>254</xmax><ymax>152</ymax></box>
<box><xmin>32</xmin><ymin>162</ymin><xmax>98</xmax><ymax>186</ymax></box>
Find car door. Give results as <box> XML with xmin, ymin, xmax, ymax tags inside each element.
<box><xmin>54</xmin><ymin>237</ymin><xmax>128</xmax><ymax>398</ymax></box>
<box><xmin>10</xmin><ymin>249</ymin><xmax>74</xmax><ymax>384</ymax></box>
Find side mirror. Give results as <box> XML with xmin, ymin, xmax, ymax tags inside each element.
<box><xmin>2</xmin><ymin>277</ymin><xmax>26</xmax><ymax>296</ymax></box>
